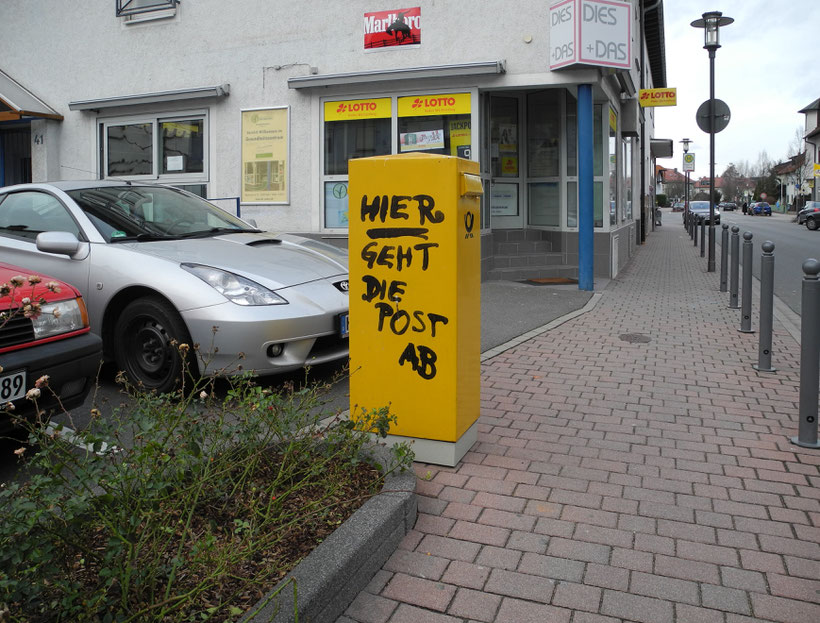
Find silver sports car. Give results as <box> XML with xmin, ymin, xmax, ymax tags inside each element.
<box><xmin>0</xmin><ymin>181</ymin><xmax>349</xmax><ymax>393</ymax></box>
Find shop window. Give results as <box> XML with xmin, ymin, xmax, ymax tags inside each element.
<box><xmin>527</xmin><ymin>91</ymin><xmax>561</xmax><ymax>178</ymax></box>
<box><xmin>490</xmin><ymin>97</ymin><xmax>519</xmax><ymax>178</ymax></box>
<box><xmin>566</xmin><ymin>92</ymin><xmax>577</xmax><ymax>178</ymax></box>
<box><xmin>325</xmin><ymin>118</ymin><xmax>391</xmax><ymax>175</ymax></box>
<box><xmin>608</xmin><ymin>107</ymin><xmax>618</xmax><ymax>226</ymax></box>
<box><xmin>623</xmin><ymin>138</ymin><xmax>633</xmax><ymax>220</ymax></box>
<box><xmin>528</xmin><ymin>182</ymin><xmax>559</xmax><ymax>227</ymax></box>
<box><xmin>567</xmin><ymin>181</ymin><xmax>577</xmax><ymax>228</ymax></box>
<box><xmin>397</xmin><ymin>93</ymin><xmax>472</xmax><ymax>158</ymax></box>
<box><xmin>100</xmin><ymin>113</ymin><xmax>206</xmax><ymax>183</ymax></box>
<box><xmin>322</xmin><ymin>98</ymin><xmax>392</xmax><ymax>228</ymax></box>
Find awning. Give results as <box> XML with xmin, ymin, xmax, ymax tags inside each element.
<box><xmin>0</xmin><ymin>69</ymin><xmax>63</xmax><ymax>121</ymax></box>
<box><xmin>288</xmin><ymin>60</ymin><xmax>506</xmax><ymax>89</ymax></box>
<box><xmin>651</xmin><ymin>138</ymin><xmax>674</xmax><ymax>159</ymax></box>
<box><xmin>68</xmin><ymin>84</ymin><xmax>230</xmax><ymax>111</ymax></box>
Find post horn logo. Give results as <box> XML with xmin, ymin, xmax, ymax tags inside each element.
<box><xmin>464</xmin><ymin>211</ymin><xmax>475</xmax><ymax>238</ymax></box>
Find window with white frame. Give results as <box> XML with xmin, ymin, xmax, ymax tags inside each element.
<box><xmin>99</xmin><ymin>112</ymin><xmax>207</xmax><ymax>186</ymax></box>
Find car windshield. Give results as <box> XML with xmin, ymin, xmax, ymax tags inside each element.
<box><xmin>65</xmin><ymin>186</ymin><xmax>257</xmax><ymax>242</ymax></box>
<box><xmin>690</xmin><ymin>202</ymin><xmax>710</xmax><ymax>211</ymax></box>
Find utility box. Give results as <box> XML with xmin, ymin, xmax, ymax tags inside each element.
<box><xmin>348</xmin><ymin>153</ymin><xmax>482</xmax><ymax>466</ymax></box>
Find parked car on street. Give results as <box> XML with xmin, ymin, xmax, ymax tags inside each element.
<box><xmin>672</xmin><ymin>202</ymin><xmax>685</xmax><ymax>212</ymax></box>
<box><xmin>749</xmin><ymin>201</ymin><xmax>772</xmax><ymax>216</ymax></box>
<box><xmin>686</xmin><ymin>201</ymin><xmax>720</xmax><ymax>225</ymax></box>
<box><xmin>0</xmin><ymin>182</ymin><xmax>350</xmax><ymax>394</ymax></box>
<box><xmin>718</xmin><ymin>202</ymin><xmax>737</xmax><ymax>211</ymax></box>
<box><xmin>796</xmin><ymin>201</ymin><xmax>820</xmax><ymax>225</ymax></box>
<box><xmin>0</xmin><ymin>262</ymin><xmax>101</xmax><ymax>430</ymax></box>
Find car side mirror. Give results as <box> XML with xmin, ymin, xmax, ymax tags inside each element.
<box><xmin>36</xmin><ymin>231</ymin><xmax>89</xmax><ymax>260</ymax></box>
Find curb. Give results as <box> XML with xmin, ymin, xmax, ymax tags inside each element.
<box><xmin>480</xmin><ymin>291</ymin><xmax>604</xmax><ymax>362</ymax></box>
<box><xmin>244</xmin><ymin>447</ymin><xmax>417</xmax><ymax>623</ymax></box>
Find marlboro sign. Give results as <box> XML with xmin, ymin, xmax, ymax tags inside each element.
<box><xmin>364</xmin><ymin>7</ymin><xmax>421</xmax><ymax>49</ymax></box>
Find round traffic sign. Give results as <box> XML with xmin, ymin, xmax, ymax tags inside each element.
<box><xmin>696</xmin><ymin>99</ymin><xmax>731</xmax><ymax>134</ymax></box>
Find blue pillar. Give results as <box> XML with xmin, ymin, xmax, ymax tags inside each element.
<box><xmin>578</xmin><ymin>84</ymin><xmax>594</xmax><ymax>291</ymax></box>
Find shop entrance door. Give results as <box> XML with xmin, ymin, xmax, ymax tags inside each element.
<box><xmin>486</xmin><ymin>95</ymin><xmax>523</xmax><ymax>229</ymax></box>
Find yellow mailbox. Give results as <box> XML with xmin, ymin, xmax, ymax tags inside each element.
<box><xmin>348</xmin><ymin>153</ymin><xmax>482</xmax><ymax>466</ymax></box>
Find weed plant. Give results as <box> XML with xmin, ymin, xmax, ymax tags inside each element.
<box><xmin>0</xmin><ymin>362</ymin><xmax>411</xmax><ymax>622</ymax></box>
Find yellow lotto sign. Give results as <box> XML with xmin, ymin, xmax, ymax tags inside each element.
<box><xmin>324</xmin><ymin>98</ymin><xmax>391</xmax><ymax>121</ymax></box>
<box><xmin>639</xmin><ymin>88</ymin><xmax>677</xmax><ymax>107</ymax></box>
<box><xmin>397</xmin><ymin>92</ymin><xmax>471</xmax><ymax>117</ymax></box>
<box><xmin>348</xmin><ymin>153</ymin><xmax>481</xmax><ymax>449</ymax></box>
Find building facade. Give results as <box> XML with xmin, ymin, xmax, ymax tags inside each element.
<box><xmin>0</xmin><ymin>0</ymin><xmax>668</xmax><ymax>280</ymax></box>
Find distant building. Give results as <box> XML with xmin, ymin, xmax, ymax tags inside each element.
<box><xmin>799</xmin><ymin>97</ymin><xmax>820</xmax><ymax>202</ymax></box>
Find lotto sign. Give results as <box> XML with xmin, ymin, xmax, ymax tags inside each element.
<box><xmin>639</xmin><ymin>88</ymin><xmax>677</xmax><ymax>107</ymax></box>
<box><xmin>814</xmin><ymin>163</ymin><xmax>820</xmax><ymax>178</ymax></box>
<box><xmin>550</xmin><ymin>0</ymin><xmax>631</xmax><ymax>70</ymax></box>
<box><xmin>683</xmin><ymin>153</ymin><xmax>695</xmax><ymax>172</ymax></box>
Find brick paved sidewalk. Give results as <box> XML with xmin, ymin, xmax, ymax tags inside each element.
<box><xmin>339</xmin><ymin>225</ymin><xmax>820</xmax><ymax>623</ymax></box>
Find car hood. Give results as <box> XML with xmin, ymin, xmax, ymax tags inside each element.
<box><xmin>119</xmin><ymin>232</ymin><xmax>348</xmax><ymax>289</ymax></box>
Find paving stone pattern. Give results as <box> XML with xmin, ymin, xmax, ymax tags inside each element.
<box><xmin>338</xmin><ymin>225</ymin><xmax>820</xmax><ymax>623</ymax></box>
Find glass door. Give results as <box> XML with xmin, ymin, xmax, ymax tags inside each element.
<box><xmin>488</xmin><ymin>95</ymin><xmax>523</xmax><ymax>229</ymax></box>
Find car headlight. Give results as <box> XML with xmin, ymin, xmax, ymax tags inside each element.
<box><xmin>182</xmin><ymin>264</ymin><xmax>288</xmax><ymax>306</ymax></box>
<box><xmin>33</xmin><ymin>298</ymin><xmax>87</xmax><ymax>339</ymax></box>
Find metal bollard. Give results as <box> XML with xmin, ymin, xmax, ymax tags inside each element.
<box><xmin>729</xmin><ymin>226</ymin><xmax>740</xmax><ymax>309</ymax></box>
<box><xmin>693</xmin><ymin>215</ymin><xmax>698</xmax><ymax>246</ymax></box>
<box><xmin>791</xmin><ymin>258</ymin><xmax>820</xmax><ymax>449</ymax></box>
<box><xmin>754</xmin><ymin>241</ymin><xmax>776</xmax><ymax>372</ymax></box>
<box><xmin>720</xmin><ymin>223</ymin><xmax>729</xmax><ymax>292</ymax></box>
<box><xmin>700</xmin><ymin>217</ymin><xmax>706</xmax><ymax>257</ymax></box>
<box><xmin>739</xmin><ymin>231</ymin><xmax>754</xmax><ymax>333</ymax></box>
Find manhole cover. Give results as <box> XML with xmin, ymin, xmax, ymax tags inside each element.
<box><xmin>619</xmin><ymin>333</ymin><xmax>651</xmax><ymax>344</ymax></box>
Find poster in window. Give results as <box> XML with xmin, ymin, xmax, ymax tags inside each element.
<box><xmin>241</xmin><ymin>107</ymin><xmax>289</xmax><ymax>204</ymax></box>
<box><xmin>400</xmin><ymin>129</ymin><xmax>444</xmax><ymax>152</ymax></box>
<box><xmin>491</xmin><ymin>183</ymin><xmax>518</xmax><ymax>216</ymax></box>
<box><xmin>449</xmin><ymin>119</ymin><xmax>471</xmax><ymax>159</ymax></box>
<box><xmin>364</xmin><ymin>7</ymin><xmax>421</xmax><ymax>49</ymax></box>
<box><xmin>499</xmin><ymin>123</ymin><xmax>517</xmax><ymax>153</ymax></box>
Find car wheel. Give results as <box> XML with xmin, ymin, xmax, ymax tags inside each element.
<box><xmin>114</xmin><ymin>296</ymin><xmax>198</xmax><ymax>393</ymax></box>
<box><xmin>807</xmin><ymin>216</ymin><xmax>819</xmax><ymax>231</ymax></box>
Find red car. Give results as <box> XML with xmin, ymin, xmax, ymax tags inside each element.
<box><xmin>0</xmin><ymin>263</ymin><xmax>101</xmax><ymax>430</ymax></box>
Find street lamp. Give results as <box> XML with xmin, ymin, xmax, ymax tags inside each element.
<box><xmin>680</xmin><ymin>138</ymin><xmax>692</xmax><ymax>226</ymax></box>
<box><xmin>691</xmin><ymin>10</ymin><xmax>733</xmax><ymax>273</ymax></box>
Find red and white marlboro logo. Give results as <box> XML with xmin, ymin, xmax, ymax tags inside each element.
<box><xmin>364</xmin><ymin>7</ymin><xmax>421</xmax><ymax>49</ymax></box>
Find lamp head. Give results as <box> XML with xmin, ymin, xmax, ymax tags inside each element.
<box><xmin>680</xmin><ymin>138</ymin><xmax>692</xmax><ymax>153</ymax></box>
<box><xmin>691</xmin><ymin>11</ymin><xmax>733</xmax><ymax>50</ymax></box>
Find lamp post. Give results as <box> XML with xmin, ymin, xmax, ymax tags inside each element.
<box><xmin>691</xmin><ymin>10</ymin><xmax>733</xmax><ymax>273</ymax></box>
<box><xmin>680</xmin><ymin>138</ymin><xmax>692</xmax><ymax>225</ymax></box>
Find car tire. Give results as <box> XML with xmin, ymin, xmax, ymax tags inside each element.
<box><xmin>114</xmin><ymin>296</ymin><xmax>198</xmax><ymax>394</ymax></box>
<box><xmin>807</xmin><ymin>216</ymin><xmax>819</xmax><ymax>231</ymax></box>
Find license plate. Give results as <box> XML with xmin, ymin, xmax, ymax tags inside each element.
<box><xmin>338</xmin><ymin>313</ymin><xmax>349</xmax><ymax>338</ymax></box>
<box><xmin>0</xmin><ymin>370</ymin><xmax>26</xmax><ymax>403</ymax></box>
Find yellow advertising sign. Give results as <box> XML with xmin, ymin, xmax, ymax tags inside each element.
<box><xmin>348</xmin><ymin>153</ymin><xmax>481</xmax><ymax>462</ymax></box>
<box><xmin>324</xmin><ymin>98</ymin><xmax>391</xmax><ymax>121</ymax></box>
<box><xmin>814</xmin><ymin>163</ymin><xmax>820</xmax><ymax>178</ymax></box>
<box><xmin>609</xmin><ymin>107</ymin><xmax>617</xmax><ymax>131</ymax></box>
<box><xmin>448</xmin><ymin>119</ymin><xmax>471</xmax><ymax>158</ymax></box>
<box><xmin>639</xmin><ymin>88</ymin><xmax>677</xmax><ymax>107</ymax></box>
<box><xmin>398</xmin><ymin>92</ymin><xmax>471</xmax><ymax>117</ymax></box>
<box><xmin>241</xmin><ymin>107</ymin><xmax>289</xmax><ymax>203</ymax></box>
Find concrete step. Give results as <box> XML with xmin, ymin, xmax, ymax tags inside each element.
<box><xmin>491</xmin><ymin>252</ymin><xmax>566</xmax><ymax>270</ymax></box>
<box><xmin>485</xmin><ymin>264</ymin><xmax>579</xmax><ymax>282</ymax></box>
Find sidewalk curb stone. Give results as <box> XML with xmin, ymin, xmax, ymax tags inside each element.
<box><xmin>243</xmin><ymin>448</ymin><xmax>417</xmax><ymax>623</ymax></box>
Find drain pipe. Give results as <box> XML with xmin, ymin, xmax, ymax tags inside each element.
<box><xmin>640</xmin><ymin>0</ymin><xmax>662</xmax><ymax>244</ymax></box>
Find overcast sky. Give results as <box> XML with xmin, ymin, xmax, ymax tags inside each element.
<box><xmin>653</xmin><ymin>0</ymin><xmax>816</xmax><ymax>177</ymax></box>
